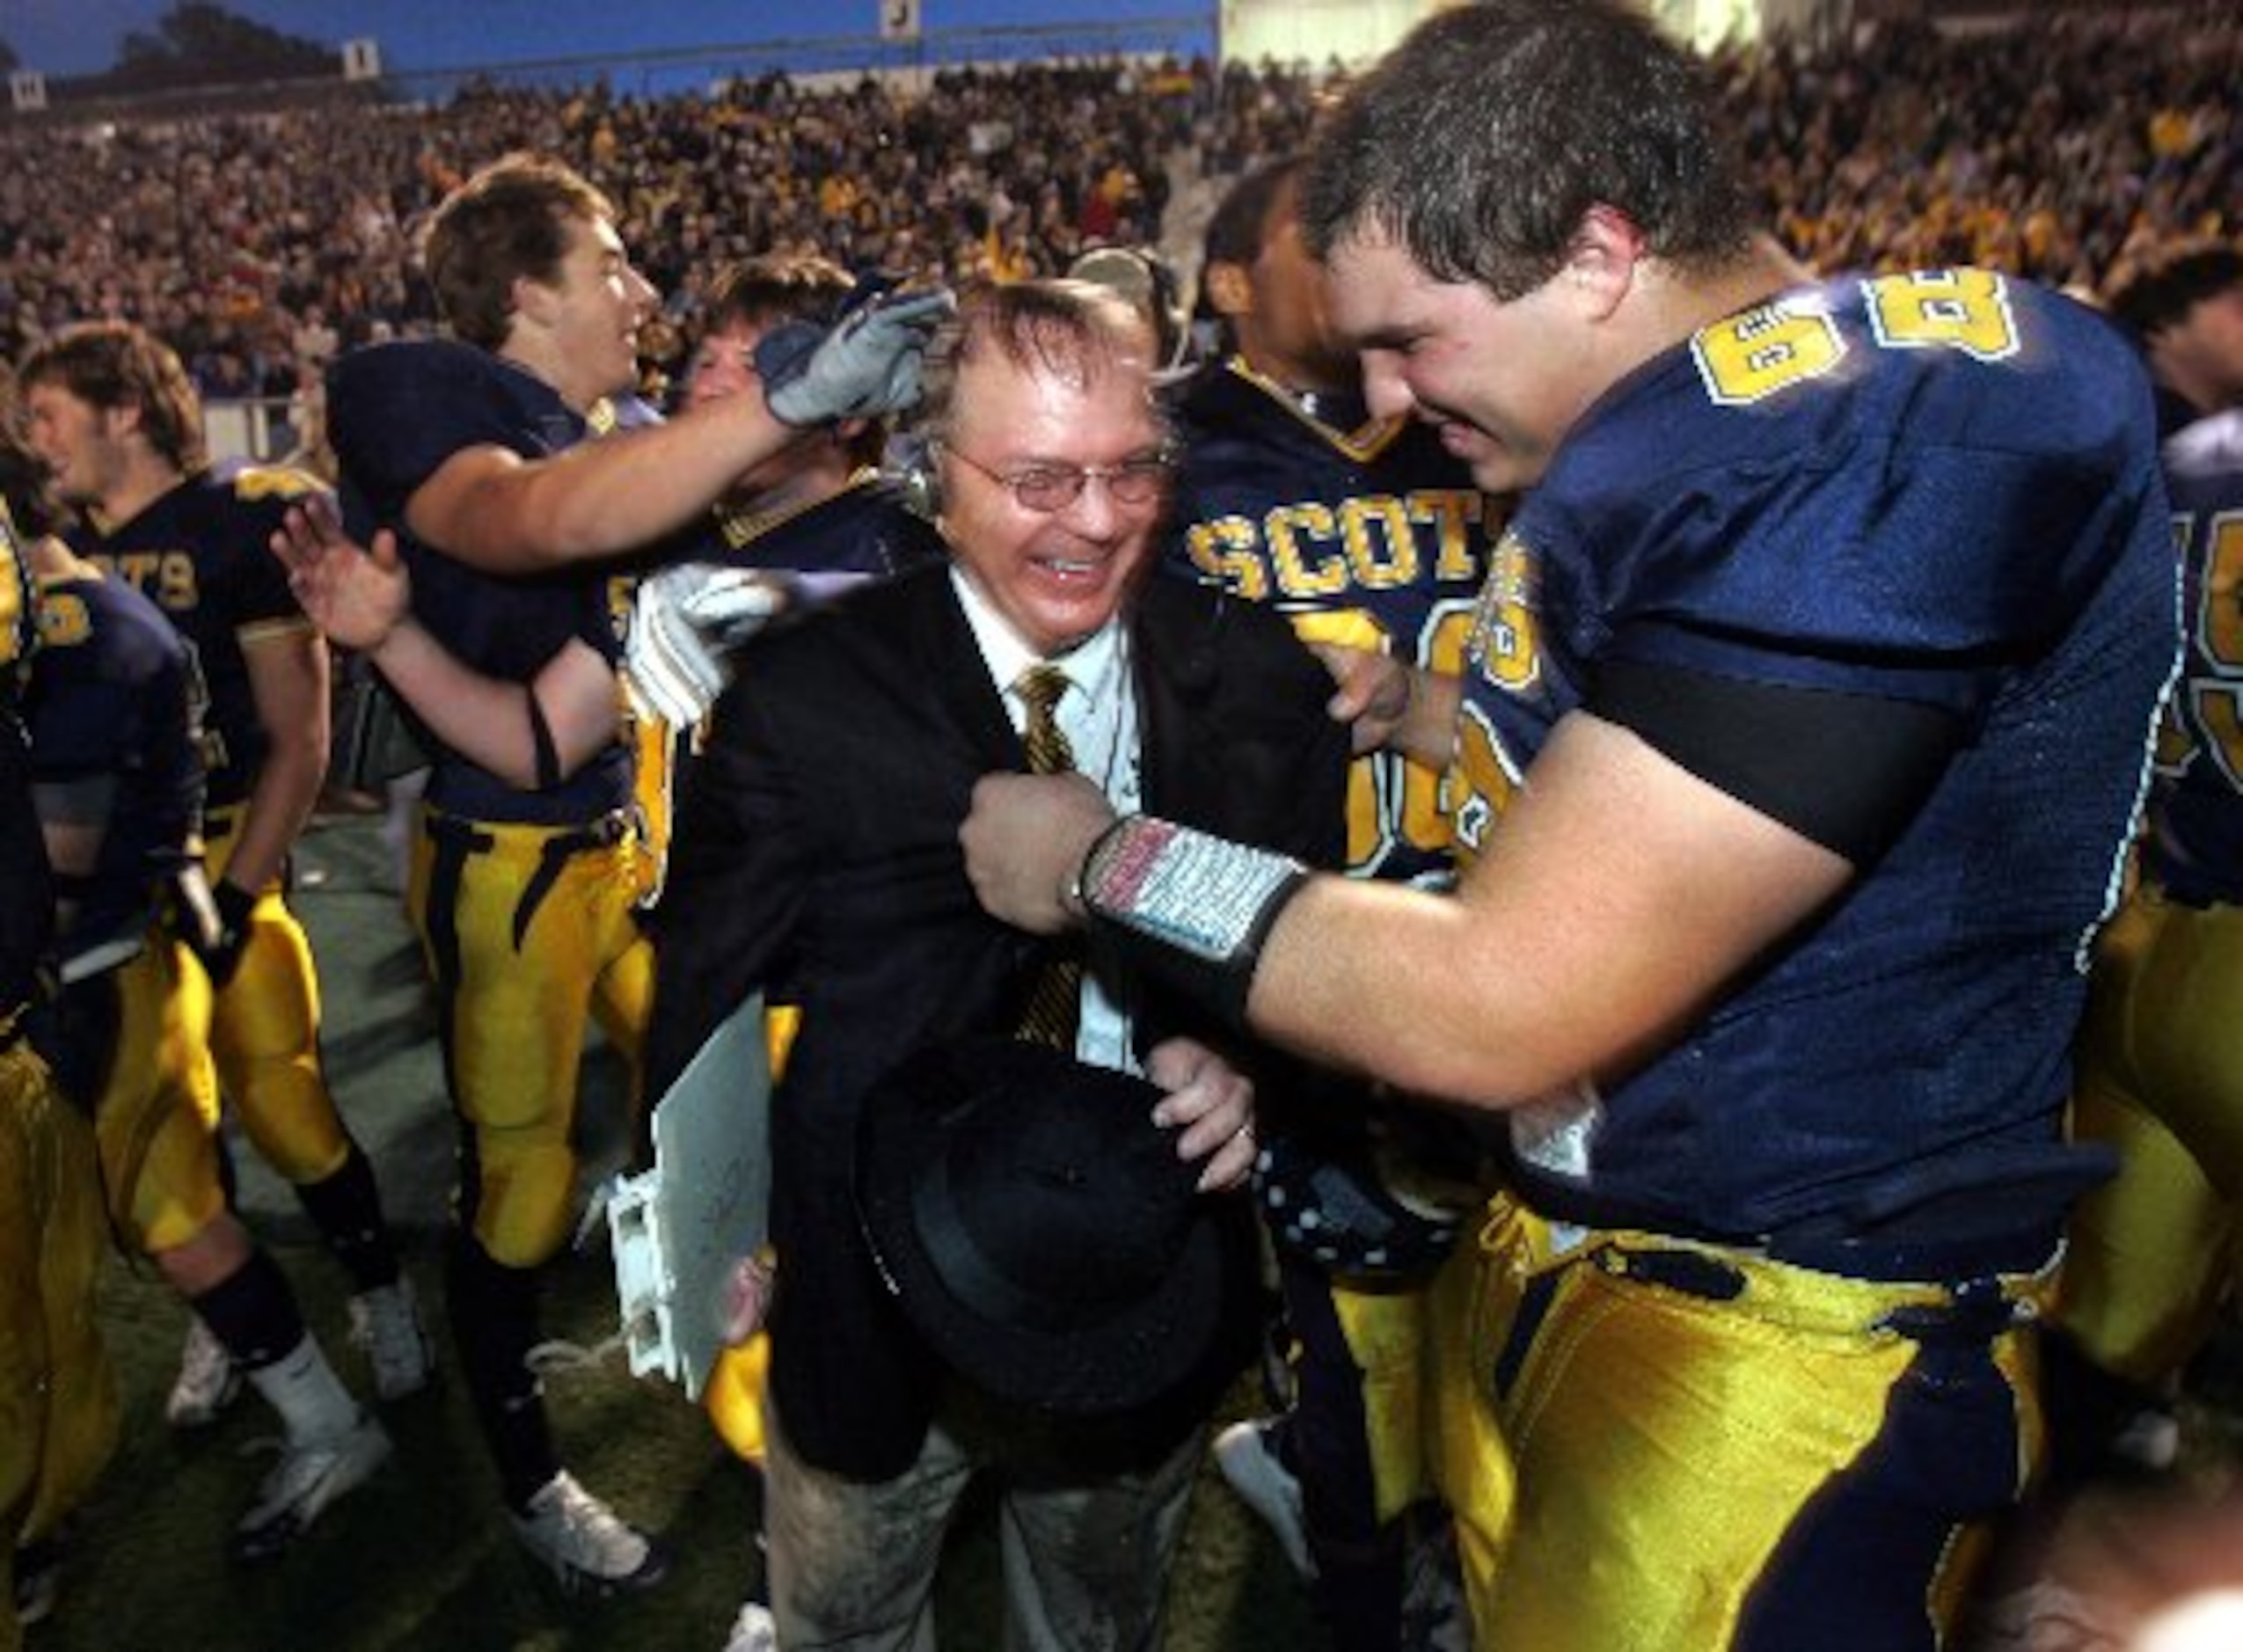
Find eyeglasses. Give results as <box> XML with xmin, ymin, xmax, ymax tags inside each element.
<box><xmin>939</xmin><ymin>442</ymin><xmax>1173</xmax><ymax>513</ymax></box>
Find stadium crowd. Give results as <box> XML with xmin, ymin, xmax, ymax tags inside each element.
<box><xmin>0</xmin><ymin>6</ymin><xmax>2236</xmax><ymax>409</ymax></box>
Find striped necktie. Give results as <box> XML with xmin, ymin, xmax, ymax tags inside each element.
<box><xmin>1013</xmin><ymin>665</ymin><xmax>1082</xmax><ymax>1049</ymax></box>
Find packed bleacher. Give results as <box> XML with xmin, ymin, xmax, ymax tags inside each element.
<box><xmin>0</xmin><ymin>6</ymin><xmax>2232</xmax><ymax>410</ymax></box>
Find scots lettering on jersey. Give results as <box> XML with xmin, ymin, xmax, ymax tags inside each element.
<box><xmin>91</xmin><ymin>548</ymin><xmax>201</xmax><ymax>613</ymax></box>
<box><xmin>1185</xmin><ymin>486</ymin><xmax>1490</xmax><ymax>603</ymax></box>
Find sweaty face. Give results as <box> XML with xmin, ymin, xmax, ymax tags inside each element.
<box><xmin>536</xmin><ymin>214</ymin><xmax>658</xmax><ymax>410</ymax></box>
<box><xmin>1325</xmin><ymin>230</ymin><xmax>1599</xmax><ymax>496</ymax></box>
<box><xmin>1239</xmin><ymin>180</ymin><xmax>1356</xmax><ymax>396</ymax></box>
<box><xmin>938</xmin><ymin>341</ymin><xmax>1168</xmax><ymax>656</ymax></box>
<box><xmin>21</xmin><ymin>382</ymin><xmax>123</xmax><ymax>511</ymax></box>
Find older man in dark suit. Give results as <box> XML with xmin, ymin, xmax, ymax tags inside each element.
<box><xmin>646</xmin><ymin>278</ymin><xmax>1348</xmax><ymax>1650</ymax></box>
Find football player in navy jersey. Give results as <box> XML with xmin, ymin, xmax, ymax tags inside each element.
<box><xmin>17</xmin><ymin>323</ymin><xmax>432</xmax><ymax>1429</ymax></box>
<box><xmin>318</xmin><ymin>151</ymin><xmax>942</xmax><ymax>1598</ymax></box>
<box><xmin>0</xmin><ymin>481</ymin><xmax>116</xmax><ymax>1637</ymax></box>
<box><xmin>2102</xmin><ymin>243</ymin><xmax>2243</xmax><ymax>439</ymax></box>
<box><xmin>1169</xmin><ymin>155</ymin><xmax>1494</xmax><ymax>1649</ymax></box>
<box><xmin>960</xmin><ymin>4</ymin><xmax>2181</xmax><ymax>1647</ymax></box>
<box><xmin>2043</xmin><ymin>400</ymin><xmax>2243</xmax><ymax>1481</ymax></box>
<box><xmin>2</xmin><ymin>413</ymin><xmax>388</xmax><ymax>1575</ymax></box>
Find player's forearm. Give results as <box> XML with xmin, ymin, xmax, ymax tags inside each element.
<box><xmin>433</xmin><ymin>395</ymin><xmax>798</xmax><ymax>574</ymax></box>
<box><xmin>367</xmin><ymin>621</ymin><xmax>546</xmax><ymax>787</ymax></box>
<box><xmin>1241</xmin><ymin>874</ymin><xmax>1568</xmax><ymax>1109</ymax></box>
<box><xmin>225</xmin><ymin>730</ymin><xmax>324</xmax><ymax>893</ymax></box>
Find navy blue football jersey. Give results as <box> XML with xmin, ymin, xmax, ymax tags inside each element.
<box><xmin>1449</xmin><ymin>269</ymin><xmax>2179</xmax><ymax>1250</ymax></box>
<box><xmin>1165</xmin><ymin>357</ymin><xmax>1500</xmax><ymax>884</ymax></box>
<box><xmin>329</xmin><ymin>339</ymin><xmax>633</xmax><ymax>827</ymax></box>
<box><xmin>66</xmin><ymin>463</ymin><xmax>318</xmax><ymax>810</ymax></box>
<box><xmin>705</xmin><ymin>470</ymin><xmax>945</xmax><ymax>587</ymax></box>
<box><xmin>22</xmin><ymin>567</ymin><xmax>204</xmax><ymax>966</ymax></box>
<box><xmin>2146</xmin><ymin>408</ymin><xmax>2243</xmax><ymax>906</ymax></box>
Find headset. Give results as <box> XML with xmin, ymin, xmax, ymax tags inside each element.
<box><xmin>1065</xmin><ymin>245</ymin><xmax>1195</xmax><ymax>383</ymax></box>
<box><xmin>885</xmin><ymin>429</ymin><xmax>943</xmax><ymax>523</ymax></box>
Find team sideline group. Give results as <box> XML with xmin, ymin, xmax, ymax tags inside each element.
<box><xmin>6</xmin><ymin>4</ymin><xmax>2243</xmax><ymax>1649</ymax></box>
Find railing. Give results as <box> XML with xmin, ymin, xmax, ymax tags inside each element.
<box><xmin>203</xmin><ymin>398</ymin><xmax>310</xmax><ymax>469</ymax></box>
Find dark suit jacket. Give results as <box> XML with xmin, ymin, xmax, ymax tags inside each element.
<box><xmin>647</xmin><ymin>562</ymin><xmax>1347</xmax><ymax>1480</ymax></box>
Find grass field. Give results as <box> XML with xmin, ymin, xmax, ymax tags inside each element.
<box><xmin>32</xmin><ymin>807</ymin><xmax>1326</xmax><ymax>1652</ymax></box>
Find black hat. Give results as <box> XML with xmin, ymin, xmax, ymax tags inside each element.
<box><xmin>855</xmin><ymin>1037</ymin><xmax>1231</xmax><ymax>1417</ymax></box>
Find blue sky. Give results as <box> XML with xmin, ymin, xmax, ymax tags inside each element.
<box><xmin>4</xmin><ymin>0</ymin><xmax>1207</xmax><ymax>77</ymax></box>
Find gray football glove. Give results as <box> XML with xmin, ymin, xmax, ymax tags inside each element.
<box><xmin>625</xmin><ymin>564</ymin><xmax>789</xmax><ymax>728</ymax></box>
<box><xmin>757</xmin><ymin>283</ymin><xmax>954</xmax><ymax>428</ymax></box>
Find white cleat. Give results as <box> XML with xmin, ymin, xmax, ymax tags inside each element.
<box><xmin>348</xmin><ymin>1278</ymin><xmax>436</xmax><ymax>1401</ymax></box>
<box><xmin>511</xmin><ymin>1471</ymin><xmax>670</xmax><ymax>1597</ymax></box>
<box><xmin>167</xmin><ymin>1316</ymin><xmax>245</xmax><ymax>1429</ymax></box>
<box><xmin>231</xmin><ymin>1410</ymin><xmax>393</xmax><ymax>1563</ymax></box>
<box><xmin>722</xmin><ymin>1600</ymin><xmax>779</xmax><ymax>1651</ymax></box>
<box><xmin>1213</xmin><ymin>1416</ymin><xmax>1317</xmax><ymax>1580</ymax></box>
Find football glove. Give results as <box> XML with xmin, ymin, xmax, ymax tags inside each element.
<box><xmin>185</xmin><ymin>877</ymin><xmax>258</xmax><ymax>990</ymax></box>
<box><xmin>625</xmin><ymin>563</ymin><xmax>789</xmax><ymax>728</ymax></box>
<box><xmin>1253</xmin><ymin>1127</ymin><xmax>1465</xmax><ymax>1282</ymax></box>
<box><xmin>757</xmin><ymin>281</ymin><xmax>954</xmax><ymax>428</ymax></box>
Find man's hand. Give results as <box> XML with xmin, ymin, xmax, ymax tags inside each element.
<box><xmin>1311</xmin><ymin>642</ymin><xmax>1464</xmax><ymax>769</ymax></box>
<box><xmin>960</xmin><ymin>771</ymin><xmax>1116</xmax><ymax>934</ymax></box>
<box><xmin>1310</xmin><ymin>640</ymin><xmax>1414</xmax><ymax>756</ymax></box>
<box><xmin>270</xmin><ymin>495</ymin><xmax>410</xmax><ymax>654</ymax></box>
<box><xmin>186</xmin><ymin>878</ymin><xmax>258</xmax><ymax>989</ymax></box>
<box><xmin>757</xmin><ymin>283</ymin><xmax>955</xmax><ymax>427</ymax></box>
<box><xmin>1146</xmin><ymin>1037</ymin><xmax>1258</xmax><ymax>1194</ymax></box>
<box><xmin>625</xmin><ymin>564</ymin><xmax>789</xmax><ymax>728</ymax></box>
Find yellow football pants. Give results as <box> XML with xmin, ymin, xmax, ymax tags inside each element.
<box><xmin>201</xmin><ymin>808</ymin><xmax>349</xmax><ymax>1185</ymax></box>
<box><xmin>411</xmin><ymin>808</ymin><xmax>654</xmax><ymax>1268</ymax></box>
<box><xmin>2058</xmin><ymin>886</ymin><xmax>2243</xmax><ymax>1383</ymax></box>
<box><xmin>0</xmin><ymin>1042</ymin><xmax>120</xmax><ymax>1600</ymax></box>
<box><xmin>1430</xmin><ymin>1194</ymin><xmax>2048</xmax><ymax>1651</ymax></box>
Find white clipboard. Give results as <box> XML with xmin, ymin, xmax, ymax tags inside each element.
<box><xmin>604</xmin><ymin>992</ymin><xmax>771</xmax><ymax>1400</ymax></box>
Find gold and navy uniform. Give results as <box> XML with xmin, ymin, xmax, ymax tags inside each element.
<box><xmin>1165</xmin><ymin>357</ymin><xmax>1501</xmax><ymax>1619</ymax></box>
<box><xmin>2057</xmin><ymin>406</ymin><xmax>2243</xmax><ymax>1393</ymax></box>
<box><xmin>21</xmin><ymin>562</ymin><xmax>223</xmax><ymax>1256</ymax></box>
<box><xmin>1</xmin><ymin>523</ymin><xmax>121</xmax><ymax>1588</ymax></box>
<box><xmin>1168</xmin><ymin>358</ymin><xmax>1497</xmax><ymax>886</ymax></box>
<box><xmin>330</xmin><ymin>337</ymin><xmax>654</xmax><ymax>1509</ymax></box>
<box><xmin>1436</xmin><ymin>271</ymin><xmax>2177</xmax><ymax>1648</ymax></box>
<box><xmin>67</xmin><ymin>464</ymin><xmax>359</xmax><ymax>1192</ymax></box>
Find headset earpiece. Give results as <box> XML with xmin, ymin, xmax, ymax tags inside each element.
<box><xmin>885</xmin><ymin>431</ymin><xmax>941</xmax><ymax>522</ymax></box>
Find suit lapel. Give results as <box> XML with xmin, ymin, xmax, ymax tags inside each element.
<box><xmin>905</xmin><ymin>567</ymin><xmax>1021</xmax><ymax>770</ymax></box>
<box><xmin>1132</xmin><ymin>580</ymin><xmax>1219</xmax><ymax>817</ymax></box>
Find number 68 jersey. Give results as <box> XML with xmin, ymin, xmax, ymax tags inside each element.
<box><xmin>1453</xmin><ymin>268</ymin><xmax>2181</xmax><ymax>1251</ymax></box>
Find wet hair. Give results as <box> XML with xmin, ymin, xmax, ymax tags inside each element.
<box><xmin>915</xmin><ymin>279</ymin><xmax>1162</xmax><ymax>446</ymax></box>
<box><xmin>423</xmin><ymin>151</ymin><xmax>616</xmax><ymax>349</ymax></box>
<box><xmin>2105</xmin><ymin>243</ymin><xmax>2243</xmax><ymax>345</ymax></box>
<box><xmin>18</xmin><ymin>320</ymin><xmax>206</xmax><ymax>475</ymax></box>
<box><xmin>1299</xmin><ymin>0</ymin><xmax>1755</xmax><ymax>301</ymax></box>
